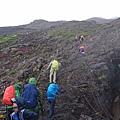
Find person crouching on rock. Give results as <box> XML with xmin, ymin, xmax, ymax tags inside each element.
<box><xmin>79</xmin><ymin>46</ymin><xmax>85</xmax><ymax>54</ymax></box>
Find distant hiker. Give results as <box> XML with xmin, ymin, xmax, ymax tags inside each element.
<box><xmin>47</xmin><ymin>58</ymin><xmax>61</xmax><ymax>83</ymax></box>
<box><xmin>46</xmin><ymin>83</ymin><xmax>65</xmax><ymax>119</ymax></box>
<box><xmin>22</xmin><ymin>77</ymin><xmax>43</xmax><ymax>120</ymax></box>
<box><xmin>26</xmin><ymin>32</ymin><xmax>29</xmax><ymax>35</ymax></box>
<box><xmin>10</xmin><ymin>97</ymin><xmax>37</xmax><ymax>120</ymax></box>
<box><xmin>75</xmin><ymin>35</ymin><xmax>79</xmax><ymax>41</ymax></box>
<box><xmin>2</xmin><ymin>84</ymin><xmax>21</xmax><ymax>120</ymax></box>
<box><xmin>80</xmin><ymin>35</ymin><xmax>84</xmax><ymax>43</ymax></box>
<box><xmin>79</xmin><ymin>46</ymin><xmax>85</xmax><ymax>53</ymax></box>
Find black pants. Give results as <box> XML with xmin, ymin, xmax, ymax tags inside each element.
<box><xmin>48</xmin><ymin>99</ymin><xmax>55</xmax><ymax>118</ymax></box>
<box><xmin>7</xmin><ymin>108</ymin><xmax>13</xmax><ymax>120</ymax></box>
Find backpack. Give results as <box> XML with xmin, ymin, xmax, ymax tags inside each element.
<box><xmin>51</xmin><ymin>60</ymin><xmax>58</xmax><ymax>70</ymax></box>
<box><xmin>22</xmin><ymin>84</ymin><xmax>38</xmax><ymax>109</ymax></box>
<box><xmin>2</xmin><ymin>85</ymin><xmax>15</xmax><ymax>105</ymax></box>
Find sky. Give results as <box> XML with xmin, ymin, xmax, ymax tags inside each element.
<box><xmin>0</xmin><ymin>0</ymin><xmax>120</xmax><ymax>27</ymax></box>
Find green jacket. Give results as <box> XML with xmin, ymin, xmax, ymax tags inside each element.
<box><xmin>7</xmin><ymin>84</ymin><xmax>21</xmax><ymax>108</ymax></box>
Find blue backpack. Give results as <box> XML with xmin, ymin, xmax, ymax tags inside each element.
<box><xmin>22</xmin><ymin>84</ymin><xmax>38</xmax><ymax>109</ymax></box>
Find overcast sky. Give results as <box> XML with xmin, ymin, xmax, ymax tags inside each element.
<box><xmin>0</xmin><ymin>0</ymin><xmax>120</xmax><ymax>27</ymax></box>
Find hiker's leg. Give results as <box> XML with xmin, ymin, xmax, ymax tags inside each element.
<box><xmin>50</xmin><ymin>69</ymin><xmax>53</xmax><ymax>83</ymax></box>
<box><xmin>80</xmin><ymin>49</ymin><xmax>82</xmax><ymax>53</ymax></box>
<box><xmin>48</xmin><ymin>99</ymin><xmax>55</xmax><ymax>118</ymax></box>
<box><xmin>26</xmin><ymin>108</ymin><xmax>39</xmax><ymax>120</ymax></box>
<box><xmin>53</xmin><ymin>70</ymin><xmax>56</xmax><ymax>83</ymax></box>
<box><xmin>36</xmin><ymin>110</ymin><xmax>39</xmax><ymax>120</ymax></box>
<box><xmin>7</xmin><ymin>108</ymin><xmax>13</xmax><ymax>120</ymax></box>
<box><xmin>48</xmin><ymin>99</ymin><xmax>52</xmax><ymax>118</ymax></box>
<box><xmin>31</xmin><ymin>108</ymin><xmax>39</xmax><ymax>120</ymax></box>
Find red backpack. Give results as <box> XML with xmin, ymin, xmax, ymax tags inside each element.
<box><xmin>2</xmin><ymin>85</ymin><xmax>15</xmax><ymax>105</ymax></box>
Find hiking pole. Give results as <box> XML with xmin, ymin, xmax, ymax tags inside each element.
<box><xmin>38</xmin><ymin>96</ymin><xmax>44</xmax><ymax>120</ymax></box>
<box><xmin>41</xmin><ymin>108</ymin><xmax>44</xmax><ymax>120</ymax></box>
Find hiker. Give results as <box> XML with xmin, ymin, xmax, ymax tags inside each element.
<box><xmin>47</xmin><ymin>58</ymin><xmax>61</xmax><ymax>83</ymax></box>
<box><xmin>75</xmin><ymin>35</ymin><xmax>78</xmax><ymax>41</ymax></box>
<box><xmin>10</xmin><ymin>97</ymin><xmax>37</xmax><ymax>120</ymax></box>
<box><xmin>22</xmin><ymin>77</ymin><xmax>43</xmax><ymax>120</ymax></box>
<box><xmin>79</xmin><ymin>46</ymin><xmax>85</xmax><ymax>53</ymax></box>
<box><xmin>7</xmin><ymin>84</ymin><xmax>21</xmax><ymax>120</ymax></box>
<box><xmin>80</xmin><ymin>35</ymin><xmax>84</xmax><ymax>42</ymax></box>
<box><xmin>46</xmin><ymin>83</ymin><xmax>65</xmax><ymax>119</ymax></box>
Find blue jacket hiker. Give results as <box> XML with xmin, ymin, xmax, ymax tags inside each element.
<box><xmin>22</xmin><ymin>77</ymin><xmax>43</xmax><ymax>120</ymax></box>
<box><xmin>10</xmin><ymin>97</ymin><xmax>37</xmax><ymax>120</ymax></box>
<box><xmin>46</xmin><ymin>83</ymin><xmax>65</xmax><ymax>119</ymax></box>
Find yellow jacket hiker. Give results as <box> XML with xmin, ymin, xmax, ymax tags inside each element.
<box><xmin>47</xmin><ymin>59</ymin><xmax>61</xmax><ymax>83</ymax></box>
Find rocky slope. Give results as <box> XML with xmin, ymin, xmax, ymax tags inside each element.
<box><xmin>0</xmin><ymin>18</ymin><xmax>120</xmax><ymax>120</ymax></box>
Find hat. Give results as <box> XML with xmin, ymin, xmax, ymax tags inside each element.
<box><xmin>28</xmin><ymin>77</ymin><xmax>37</xmax><ymax>85</ymax></box>
<box><xmin>14</xmin><ymin>84</ymin><xmax>21</xmax><ymax>90</ymax></box>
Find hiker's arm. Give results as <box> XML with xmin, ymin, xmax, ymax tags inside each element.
<box><xmin>55</xmin><ymin>85</ymin><xmax>65</xmax><ymax>94</ymax></box>
<box><xmin>58</xmin><ymin>62</ymin><xmax>61</xmax><ymax>67</ymax></box>
<box><xmin>47</xmin><ymin>61</ymin><xmax>52</xmax><ymax>69</ymax></box>
<box><xmin>56</xmin><ymin>86</ymin><xmax>65</xmax><ymax>94</ymax></box>
<box><xmin>15</xmin><ymin>90</ymin><xmax>20</xmax><ymax>98</ymax></box>
<box><xmin>57</xmin><ymin>89</ymin><xmax>65</xmax><ymax>94</ymax></box>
